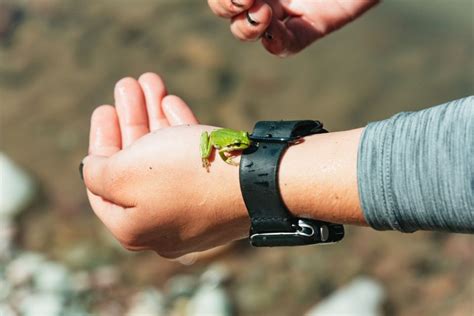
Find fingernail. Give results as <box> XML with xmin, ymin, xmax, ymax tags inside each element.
<box><xmin>79</xmin><ymin>161</ymin><xmax>84</xmax><ymax>181</ymax></box>
<box><xmin>264</xmin><ymin>31</ymin><xmax>273</xmax><ymax>40</ymax></box>
<box><xmin>246</xmin><ymin>11</ymin><xmax>258</xmax><ymax>26</ymax></box>
<box><xmin>231</xmin><ymin>0</ymin><xmax>244</xmax><ymax>8</ymax></box>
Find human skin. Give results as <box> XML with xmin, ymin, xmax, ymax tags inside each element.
<box><xmin>207</xmin><ymin>0</ymin><xmax>379</xmax><ymax>56</ymax></box>
<box><xmin>82</xmin><ymin>72</ymin><xmax>367</xmax><ymax>259</ymax></box>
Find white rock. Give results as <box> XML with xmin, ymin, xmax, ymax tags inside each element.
<box><xmin>126</xmin><ymin>288</ymin><xmax>165</xmax><ymax>316</ymax></box>
<box><xmin>0</xmin><ymin>153</ymin><xmax>35</xmax><ymax>220</ymax></box>
<box><xmin>187</xmin><ymin>284</ymin><xmax>232</xmax><ymax>316</ymax></box>
<box><xmin>33</xmin><ymin>261</ymin><xmax>71</xmax><ymax>293</ymax></box>
<box><xmin>0</xmin><ymin>303</ymin><xmax>16</xmax><ymax>316</ymax></box>
<box><xmin>20</xmin><ymin>292</ymin><xmax>65</xmax><ymax>316</ymax></box>
<box><xmin>0</xmin><ymin>277</ymin><xmax>12</xmax><ymax>301</ymax></box>
<box><xmin>92</xmin><ymin>265</ymin><xmax>119</xmax><ymax>288</ymax></box>
<box><xmin>0</xmin><ymin>219</ymin><xmax>16</xmax><ymax>259</ymax></box>
<box><xmin>306</xmin><ymin>277</ymin><xmax>385</xmax><ymax>316</ymax></box>
<box><xmin>200</xmin><ymin>264</ymin><xmax>231</xmax><ymax>287</ymax></box>
<box><xmin>6</xmin><ymin>252</ymin><xmax>45</xmax><ymax>286</ymax></box>
<box><xmin>70</xmin><ymin>271</ymin><xmax>92</xmax><ymax>293</ymax></box>
<box><xmin>7</xmin><ymin>286</ymin><xmax>32</xmax><ymax>309</ymax></box>
<box><xmin>166</xmin><ymin>275</ymin><xmax>198</xmax><ymax>298</ymax></box>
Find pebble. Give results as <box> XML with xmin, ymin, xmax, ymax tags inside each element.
<box><xmin>92</xmin><ymin>265</ymin><xmax>120</xmax><ymax>289</ymax></box>
<box><xmin>20</xmin><ymin>292</ymin><xmax>65</xmax><ymax>316</ymax></box>
<box><xmin>126</xmin><ymin>288</ymin><xmax>165</xmax><ymax>316</ymax></box>
<box><xmin>166</xmin><ymin>275</ymin><xmax>198</xmax><ymax>299</ymax></box>
<box><xmin>306</xmin><ymin>277</ymin><xmax>385</xmax><ymax>316</ymax></box>
<box><xmin>0</xmin><ymin>303</ymin><xmax>16</xmax><ymax>316</ymax></box>
<box><xmin>6</xmin><ymin>252</ymin><xmax>45</xmax><ymax>286</ymax></box>
<box><xmin>186</xmin><ymin>264</ymin><xmax>233</xmax><ymax>316</ymax></box>
<box><xmin>0</xmin><ymin>220</ymin><xmax>16</xmax><ymax>260</ymax></box>
<box><xmin>0</xmin><ymin>153</ymin><xmax>35</xmax><ymax>220</ymax></box>
<box><xmin>33</xmin><ymin>261</ymin><xmax>71</xmax><ymax>293</ymax></box>
<box><xmin>187</xmin><ymin>283</ymin><xmax>232</xmax><ymax>316</ymax></box>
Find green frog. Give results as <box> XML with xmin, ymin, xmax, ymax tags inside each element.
<box><xmin>200</xmin><ymin>128</ymin><xmax>251</xmax><ymax>169</ymax></box>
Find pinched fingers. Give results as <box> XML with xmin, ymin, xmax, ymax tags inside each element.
<box><xmin>208</xmin><ymin>0</ymin><xmax>254</xmax><ymax>18</ymax></box>
<box><xmin>230</xmin><ymin>0</ymin><xmax>272</xmax><ymax>41</ymax></box>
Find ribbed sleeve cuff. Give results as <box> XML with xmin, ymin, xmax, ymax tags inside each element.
<box><xmin>357</xmin><ymin>114</ymin><xmax>415</xmax><ymax>232</ymax></box>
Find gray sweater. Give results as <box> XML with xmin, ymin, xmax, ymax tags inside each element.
<box><xmin>358</xmin><ymin>96</ymin><xmax>473</xmax><ymax>233</ymax></box>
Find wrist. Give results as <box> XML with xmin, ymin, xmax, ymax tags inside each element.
<box><xmin>279</xmin><ymin>128</ymin><xmax>367</xmax><ymax>226</ymax></box>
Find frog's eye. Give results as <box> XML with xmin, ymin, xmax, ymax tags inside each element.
<box><xmin>234</xmin><ymin>142</ymin><xmax>241</xmax><ymax>146</ymax></box>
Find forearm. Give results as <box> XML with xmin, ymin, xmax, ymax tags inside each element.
<box><xmin>278</xmin><ymin>128</ymin><xmax>367</xmax><ymax>226</ymax></box>
<box><xmin>358</xmin><ymin>96</ymin><xmax>473</xmax><ymax>233</ymax></box>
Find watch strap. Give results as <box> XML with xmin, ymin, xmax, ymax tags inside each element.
<box><xmin>239</xmin><ymin>120</ymin><xmax>344</xmax><ymax>247</ymax></box>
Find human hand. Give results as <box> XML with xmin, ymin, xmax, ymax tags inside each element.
<box><xmin>207</xmin><ymin>0</ymin><xmax>379</xmax><ymax>56</ymax></box>
<box><xmin>82</xmin><ymin>73</ymin><xmax>250</xmax><ymax>258</ymax></box>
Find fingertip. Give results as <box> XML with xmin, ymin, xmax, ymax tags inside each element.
<box><xmin>114</xmin><ymin>76</ymin><xmax>150</xmax><ymax>146</ymax></box>
<box><xmin>162</xmin><ymin>95</ymin><xmax>199</xmax><ymax>125</ymax></box>
<box><xmin>260</xmin><ymin>20</ymin><xmax>291</xmax><ymax>57</ymax></box>
<box><xmin>208</xmin><ymin>0</ymin><xmax>254</xmax><ymax>18</ymax></box>
<box><xmin>81</xmin><ymin>155</ymin><xmax>100</xmax><ymax>194</ymax></box>
<box><xmin>138</xmin><ymin>72</ymin><xmax>166</xmax><ymax>91</ymax></box>
<box><xmin>248</xmin><ymin>1</ymin><xmax>272</xmax><ymax>26</ymax></box>
<box><xmin>89</xmin><ymin>105</ymin><xmax>121</xmax><ymax>155</ymax></box>
<box><xmin>230</xmin><ymin>1</ymin><xmax>272</xmax><ymax>41</ymax></box>
<box><xmin>82</xmin><ymin>155</ymin><xmax>117</xmax><ymax>202</ymax></box>
<box><xmin>91</xmin><ymin>104</ymin><xmax>116</xmax><ymax>121</ymax></box>
<box><xmin>115</xmin><ymin>76</ymin><xmax>139</xmax><ymax>97</ymax></box>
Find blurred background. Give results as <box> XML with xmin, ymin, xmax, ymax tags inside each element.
<box><xmin>0</xmin><ymin>0</ymin><xmax>473</xmax><ymax>315</ymax></box>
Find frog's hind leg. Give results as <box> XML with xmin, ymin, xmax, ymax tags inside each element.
<box><xmin>200</xmin><ymin>131</ymin><xmax>212</xmax><ymax>169</ymax></box>
<box><xmin>219</xmin><ymin>150</ymin><xmax>239</xmax><ymax>166</ymax></box>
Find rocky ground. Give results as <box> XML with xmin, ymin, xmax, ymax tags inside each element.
<box><xmin>1</xmin><ymin>0</ymin><xmax>473</xmax><ymax>315</ymax></box>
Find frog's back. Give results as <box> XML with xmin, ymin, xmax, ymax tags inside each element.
<box><xmin>209</xmin><ymin>128</ymin><xmax>248</xmax><ymax>146</ymax></box>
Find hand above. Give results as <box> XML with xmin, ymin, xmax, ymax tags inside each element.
<box><xmin>82</xmin><ymin>73</ymin><xmax>250</xmax><ymax>258</ymax></box>
<box><xmin>207</xmin><ymin>0</ymin><xmax>379</xmax><ymax>56</ymax></box>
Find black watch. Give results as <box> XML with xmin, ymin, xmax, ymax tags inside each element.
<box><xmin>239</xmin><ymin>120</ymin><xmax>345</xmax><ymax>247</ymax></box>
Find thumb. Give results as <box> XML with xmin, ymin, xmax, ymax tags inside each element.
<box><xmin>261</xmin><ymin>18</ymin><xmax>315</xmax><ymax>57</ymax></box>
<box><xmin>82</xmin><ymin>155</ymin><xmax>117</xmax><ymax>202</ymax></box>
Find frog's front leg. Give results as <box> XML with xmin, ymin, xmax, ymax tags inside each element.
<box><xmin>218</xmin><ymin>149</ymin><xmax>239</xmax><ymax>166</ymax></box>
<box><xmin>200</xmin><ymin>131</ymin><xmax>212</xmax><ymax>169</ymax></box>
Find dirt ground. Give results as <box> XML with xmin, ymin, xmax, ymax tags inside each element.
<box><xmin>1</xmin><ymin>0</ymin><xmax>473</xmax><ymax>315</ymax></box>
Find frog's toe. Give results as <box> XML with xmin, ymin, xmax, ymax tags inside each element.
<box><xmin>225</xmin><ymin>157</ymin><xmax>239</xmax><ymax>166</ymax></box>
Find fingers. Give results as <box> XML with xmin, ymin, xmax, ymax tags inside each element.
<box><xmin>86</xmin><ymin>106</ymin><xmax>122</xmax><ymax>201</ymax></box>
<box><xmin>138</xmin><ymin>72</ymin><xmax>170</xmax><ymax>131</ymax></box>
<box><xmin>162</xmin><ymin>95</ymin><xmax>199</xmax><ymax>125</ymax></box>
<box><xmin>114</xmin><ymin>77</ymin><xmax>150</xmax><ymax>147</ymax></box>
<box><xmin>208</xmin><ymin>0</ymin><xmax>254</xmax><ymax>18</ymax></box>
<box><xmin>261</xmin><ymin>17</ymin><xmax>321</xmax><ymax>57</ymax></box>
<box><xmin>262</xmin><ymin>0</ymin><xmax>379</xmax><ymax>57</ymax></box>
<box><xmin>85</xmin><ymin>105</ymin><xmax>129</xmax><ymax>226</ymax></box>
<box><xmin>88</xmin><ymin>105</ymin><xmax>121</xmax><ymax>156</ymax></box>
<box><xmin>83</xmin><ymin>155</ymin><xmax>113</xmax><ymax>200</ymax></box>
<box><xmin>230</xmin><ymin>0</ymin><xmax>272</xmax><ymax>41</ymax></box>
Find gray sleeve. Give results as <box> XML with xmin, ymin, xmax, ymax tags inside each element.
<box><xmin>357</xmin><ymin>96</ymin><xmax>473</xmax><ymax>233</ymax></box>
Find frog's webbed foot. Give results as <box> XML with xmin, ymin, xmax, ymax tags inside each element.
<box><xmin>219</xmin><ymin>151</ymin><xmax>239</xmax><ymax>166</ymax></box>
<box><xmin>202</xmin><ymin>158</ymin><xmax>210</xmax><ymax>172</ymax></box>
<box><xmin>225</xmin><ymin>157</ymin><xmax>239</xmax><ymax>166</ymax></box>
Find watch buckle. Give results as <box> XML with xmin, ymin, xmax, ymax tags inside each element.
<box><xmin>249</xmin><ymin>219</ymin><xmax>333</xmax><ymax>247</ymax></box>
